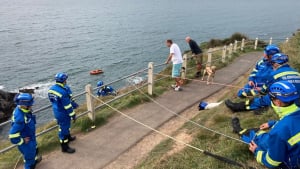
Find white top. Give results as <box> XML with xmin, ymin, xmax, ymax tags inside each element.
<box><xmin>170</xmin><ymin>43</ymin><xmax>183</xmax><ymax>64</ymax></box>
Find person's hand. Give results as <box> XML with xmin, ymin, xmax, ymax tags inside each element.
<box><xmin>72</xmin><ymin>115</ymin><xmax>76</xmax><ymax>123</ymax></box>
<box><xmin>24</xmin><ymin>137</ymin><xmax>30</xmax><ymax>144</ymax></box>
<box><xmin>260</xmin><ymin>123</ymin><xmax>269</xmax><ymax>130</ymax></box>
<box><xmin>255</xmin><ymin>87</ymin><xmax>262</xmax><ymax>92</ymax></box>
<box><xmin>249</xmin><ymin>141</ymin><xmax>258</xmax><ymax>153</ymax></box>
<box><xmin>248</xmin><ymin>81</ymin><xmax>255</xmax><ymax>87</ymax></box>
<box><xmin>165</xmin><ymin>61</ymin><xmax>169</xmax><ymax>65</ymax></box>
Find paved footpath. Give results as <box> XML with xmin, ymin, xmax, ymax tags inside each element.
<box><xmin>33</xmin><ymin>52</ymin><xmax>261</xmax><ymax>169</ymax></box>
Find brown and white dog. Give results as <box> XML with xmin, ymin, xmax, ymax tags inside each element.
<box><xmin>202</xmin><ymin>65</ymin><xmax>216</xmax><ymax>85</ymax></box>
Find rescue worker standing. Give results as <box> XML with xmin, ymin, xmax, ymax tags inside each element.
<box><xmin>9</xmin><ymin>93</ymin><xmax>42</xmax><ymax>169</ymax></box>
<box><xmin>237</xmin><ymin>45</ymin><xmax>279</xmax><ymax>98</ymax></box>
<box><xmin>232</xmin><ymin>81</ymin><xmax>300</xmax><ymax>169</ymax></box>
<box><xmin>48</xmin><ymin>73</ymin><xmax>78</xmax><ymax>153</ymax></box>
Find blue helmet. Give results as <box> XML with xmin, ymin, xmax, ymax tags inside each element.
<box><xmin>198</xmin><ymin>101</ymin><xmax>208</xmax><ymax>110</ymax></box>
<box><xmin>270</xmin><ymin>53</ymin><xmax>289</xmax><ymax>65</ymax></box>
<box><xmin>14</xmin><ymin>93</ymin><xmax>34</xmax><ymax>107</ymax></box>
<box><xmin>97</xmin><ymin>80</ymin><xmax>104</xmax><ymax>87</ymax></box>
<box><xmin>264</xmin><ymin>45</ymin><xmax>280</xmax><ymax>57</ymax></box>
<box><xmin>269</xmin><ymin>81</ymin><xmax>299</xmax><ymax>103</ymax></box>
<box><xmin>55</xmin><ymin>73</ymin><xmax>68</xmax><ymax>83</ymax></box>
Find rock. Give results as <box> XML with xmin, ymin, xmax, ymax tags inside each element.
<box><xmin>0</xmin><ymin>90</ymin><xmax>17</xmax><ymax>123</ymax></box>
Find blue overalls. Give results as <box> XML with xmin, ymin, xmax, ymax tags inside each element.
<box><xmin>9</xmin><ymin>107</ymin><xmax>37</xmax><ymax>169</ymax></box>
<box><xmin>241</xmin><ymin>104</ymin><xmax>300</xmax><ymax>168</ymax></box>
<box><xmin>48</xmin><ymin>83</ymin><xmax>76</xmax><ymax>143</ymax></box>
<box><xmin>246</xmin><ymin>65</ymin><xmax>300</xmax><ymax>110</ymax></box>
<box><xmin>237</xmin><ymin>58</ymin><xmax>273</xmax><ymax>98</ymax></box>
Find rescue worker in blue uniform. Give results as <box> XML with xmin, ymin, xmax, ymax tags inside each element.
<box><xmin>232</xmin><ymin>81</ymin><xmax>300</xmax><ymax>169</ymax></box>
<box><xmin>48</xmin><ymin>73</ymin><xmax>78</xmax><ymax>153</ymax></box>
<box><xmin>9</xmin><ymin>93</ymin><xmax>42</xmax><ymax>169</ymax></box>
<box><xmin>96</xmin><ymin>80</ymin><xmax>117</xmax><ymax>97</ymax></box>
<box><xmin>237</xmin><ymin>45</ymin><xmax>279</xmax><ymax>98</ymax></box>
<box><xmin>226</xmin><ymin>53</ymin><xmax>300</xmax><ymax>113</ymax></box>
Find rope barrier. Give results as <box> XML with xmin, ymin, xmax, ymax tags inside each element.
<box><xmin>91</xmin><ymin>94</ymin><xmax>254</xmax><ymax>169</ymax></box>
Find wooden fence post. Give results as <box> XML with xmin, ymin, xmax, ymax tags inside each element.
<box><xmin>233</xmin><ymin>40</ymin><xmax>237</xmax><ymax>52</ymax></box>
<box><xmin>241</xmin><ymin>38</ymin><xmax>245</xmax><ymax>51</ymax></box>
<box><xmin>222</xmin><ymin>45</ymin><xmax>227</xmax><ymax>63</ymax></box>
<box><xmin>254</xmin><ymin>38</ymin><xmax>258</xmax><ymax>50</ymax></box>
<box><xmin>207</xmin><ymin>48</ymin><xmax>212</xmax><ymax>66</ymax></box>
<box><xmin>269</xmin><ymin>37</ymin><xmax>273</xmax><ymax>45</ymax></box>
<box><xmin>148</xmin><ymin>62</ymin><xmax>154</xmax><ymax>95</ymax></box>
<box><xmin>85</xmin><ymin>84</ymin><xmax>95</xmax><ymax>122</ymax></box>
<box><xmin>286</xmin><ymin>37</ymin><xmax>289</xmax><ymax>43</ymax></box>
<box><xmin>229</xmin><ymin>43</ymin><xmax>233</xmax><ymax>58</ymax></box>
<box><xmin>181</xmin><ymin>54</ymin><xmax>187</xmax><ymax>80</ymax></box>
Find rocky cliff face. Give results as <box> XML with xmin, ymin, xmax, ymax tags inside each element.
<box><xmin>0</xmin><ymin>90</ymin><xmax>17</xmax><ymax>123</ymax></box>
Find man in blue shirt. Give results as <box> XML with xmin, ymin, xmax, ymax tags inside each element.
<box><xmin>48</xmin><ymin>73</ymin><xmax>78</xmax><ymax>154</ymax></box>
<box><xmin>232</xmin><ymin>81</ymin><xmax>300</xmax><ymax>169</ymax></box>
<box><xmin>9</xmin><ymin>93</ymin><xmax>42</xmax><ymax>169</ymax></box>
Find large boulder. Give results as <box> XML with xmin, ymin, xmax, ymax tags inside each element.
<box><xmin>0</xmin><ymin>90</ymin><xmax>17</xmax><ymax>123</ymax></box>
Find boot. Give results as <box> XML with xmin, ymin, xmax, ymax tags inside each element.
<box><xmin>61</xmin><ymin>143</ymin><xmax>76</xmax><ymax>154</ymax></box>
<box><xmin>225</xmin><ymin>99</ymin><xmax>247</xmax><ymax>112</ymax></box>
<box><xmin>68</xmin><ymin>134</ymin><xmax>76</xmax><ymax>142</ymax></box>
<box><xmin>231</xmin><ymin>117</ymin><xmax>243</xmax><ymax>134</ymax></box>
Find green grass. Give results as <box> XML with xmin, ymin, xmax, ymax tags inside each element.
<box><xmin>0</xmin><ymin>36</ymin><xmax>263</xmax><ymax>169</ymax></box>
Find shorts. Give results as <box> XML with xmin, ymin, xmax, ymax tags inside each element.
<box><xmin>172</xmin><ymin>63</ymin><xmax>182</xmax><ymax>78</ymax></box>
<box><xmin>193</xmin><ymin>53</ymin><xmax>203</xmax><ymax>64</ymax></box>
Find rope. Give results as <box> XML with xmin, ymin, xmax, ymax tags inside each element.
<box><xmin>129</xmin><ymin>82</ymin><xmax>248</xmax><ymax>145</ymax></box>
<box><xmin>91</xmin><ymin>95</ymin><xmax>253</xmax><ymax>169</ymax></box>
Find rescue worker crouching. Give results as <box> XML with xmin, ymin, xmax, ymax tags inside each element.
<box><xmin>9</xmin><ymin>93</ymin><xmax>42</xmax><ymax>169</ymax></box>
<box><xmin>232</xmin><ymin>81</ymin><xmax>300</xmax><ymax>169</ymax></box>
<box><xmin>226</xmin><ymin>53</ymin><xmax>300</xmax><ymax>114</ymax></box>
<box><xmin>48</xmin><ymin>73</ymin><xmax>78</xmax><ymax>154</ymax></box>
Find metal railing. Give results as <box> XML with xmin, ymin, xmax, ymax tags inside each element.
<box><xmin>0</xmin><ymin>36</ymin><xmax>288</xmax><ymax>154</ymax></box>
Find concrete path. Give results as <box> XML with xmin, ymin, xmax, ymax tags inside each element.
<box><xmin>35</xmin><ymin>52</ymin><xmax>262</xmax><ymax>169</ymax></box>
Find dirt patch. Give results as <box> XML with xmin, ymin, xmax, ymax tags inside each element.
<box><xmin>103</xmin><ymin>75</ymin><xmax>246</xmax><ymax>169</ymax></box>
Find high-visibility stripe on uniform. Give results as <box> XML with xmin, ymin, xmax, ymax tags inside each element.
<box><xmin>252</xmin><ymin>68</ymin><xmax>258</xmax><ymax>72</ymax></box>
<box><xmin>266</xmin><ymin>152</ymin><xmax>281</xmax><ymax>166</ymax></box>
<box><xmin>250</xmin><ymin>89</ymin><xmax>256</xmax><ymax>96</ymax></box>
<box><xmin>249</xmin><ymin>74</ymin><xmax>256</xmax><ymax>77</ymax></box>
<box><xmin>9</xmin><ymin>132</ymin><xmax>20</xmax><ymax>138</ymax></box>
<box><xmin>64</xmin><ymin>104</ymin><xmax>72</xmax><ymax>110</ymax></box>
<box><xmin>256</xmin><ymin>151</ymin><xmax>263</xmax><ymax>164</ymax></box>
<box><xmin>48</xmin><ymin>90</ymin><xmax>62</xmax><ymax>98</ymax></box>
<box><xmin>17</xmin><ymin>139</ymin><xmax>24</xmax><ymax>145</ymax></box>
<box><xmin>69</xmin><ymin>111</ymin><xmax>75</xmax><ymax>117</ymax></box>
<box><xmin>273</xmin><ymin>71</ymin><xmax>300</xmax><ymax>80</ymax></box>
<box><xmin>256</xmin><ymin>130</ymin><xmax>268</xmax><ymax>136</ymax></box>
<box><xmin>60</xmin><ymin>139</ymin><xmax>69</xmax><ymax>143</ymax></box>
<box><xmin>288</xmin><ymin>132</ymin><xmax>300</xmax><ymax>146</ymax></box>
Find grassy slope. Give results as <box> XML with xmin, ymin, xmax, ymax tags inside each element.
<box><xmin>136</xmin><ymin>33</ymin><xmax>300</xmax><ymax>169</ymax></box>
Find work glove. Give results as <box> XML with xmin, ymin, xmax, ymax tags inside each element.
<box><xmin>71</xmin><ymin>101</ymin><xmax>79</xmax><ymax>109</ymax></box>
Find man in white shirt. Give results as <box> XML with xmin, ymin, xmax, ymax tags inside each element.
<box><xmin>165</xmin><ymin>39</ymin><xmax>183</xmax><ymax>91</ymax></box>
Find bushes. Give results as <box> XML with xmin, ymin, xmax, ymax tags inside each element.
<box><xmin>205</xmin><ymin>32</ymin><xmax>249</xmax><ymax>48</ymax></box>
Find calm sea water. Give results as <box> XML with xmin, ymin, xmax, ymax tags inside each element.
<box><xmin>0</xmin><ymin>0</ymin><xmax>300</xmax><ymax>129</ymax></box>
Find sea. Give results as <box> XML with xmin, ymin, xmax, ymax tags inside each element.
<box><xmin>0</xmin><ymin>0</ymin><xmax>300</xmax><ymax>134</ymax></box>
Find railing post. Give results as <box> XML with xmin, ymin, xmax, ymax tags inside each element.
<box><xmin>229</xmin><ymin>43</ymin><xmax>233</xmax><ymax>58</ymax></box>
<box><xmin>269</xmin><ymin>37</ymin><xmax>273</xmax><ymax>45</ymax></box>
<box><xmin>254</xmin><ymin>37</ymin><xmax>258</xmax><ymax>50</ymax></box>
<box><xmin>222</xmin><ymin>45</ymin><xmax>227</xmax><ymax>63</ymax></box>
<box><xmin>181</xmin><ymin>54</ymin><xmax>187</xmax><ymax>80</ymax></box>
<box><xmin>85</xmin><ymin>84</ymin><xmax>95</xmax><ymax>122</ymax></box>
<box><xmin>207</xmin><ymin>48</ymin><xmax>212</xmax><ymax>66</ymax></box>
<box><xmin>286</xmin><ymin>37</ymin><xmax>289</xmax><ymax>43</ymax></box>
<box><xmin>148</xmin><ymin>62</ymin><xmax>154</xmax><ymax>95</ymax></box>
<box><xmin>241</xmin><ymin>38</ymin><xmax>245</xmax><ymax>51</ymax></box>
<box><xmin>233</xmin><ymin>40</ymin><xmax>237</xmax><ymax>52</ymax></box>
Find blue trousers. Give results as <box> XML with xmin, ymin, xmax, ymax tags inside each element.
<box><xmin>246</xmin><ymin>95</ymin><xmax>271</xmax><ymax>110</ymax></box>
<box><xmin>18</xmin><ymin>139</ymin><xmax>37</xmax><ymax>169</ymax></box>
<box><xmin>57</xmin><ymin>118</ymin><xmax>71</xmax><ymax>142</ymax></box>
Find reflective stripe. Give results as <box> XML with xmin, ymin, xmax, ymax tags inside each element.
<box><xmin>273</xmin><ymin>71</ymin><xmax>300</xmax><ymax>80</ymax></box>
<box><xmin>9</xmin><ymin>132</ymin><xmax>20</xmax><ymax>138</ymax></box>
<box><xmin>60</xmin><ymin>139</ymin><xmax>69</xmax><ymax>143</ymax></box>
<box><xmin>266</xmin><ymin>152</ymin><xmax>281</xmax><ymax>166</ymax></box>
<box><xmin>256</xmin><ymin>151</ymin><xmax>263</xmax><ymax>164</ymax></box>
<box><xmin>239</xmin><ymin>129</ymin><xmax>247</xmax><ymax>135</ymax></box>
<box><xmin>288</xmin><ymin>132</ymin><xmax>300</xmax><ymax>146</ymax></box>
<box><xmin>64</xmin><ymin>104</ymin><xmax>72</xmax><ymax>110</ymax></box>
<box><xmin>250</xmin><ymin>89</ymin><xmax>256</xmax><ymax>96</ymax></box>
<box><xmin>245</xmin><ymin>100</ymin><xmax>250</xmax><ymax>105</ymax></box>
<box><xmin>252</xmin><ymin>69</ymin><xmax>258</xmax><ymax>72</ymax></box>
<box><xmin>263</xmin><ymin>85</ymin><xmax>267</xmax><ymax>90</ymax></box>
<box><xmin>246</xmin><ymin>106</ymin><xmax>250</xmax><ymax>110</ymax></box>
<box><xmin>256</xmin><ymin>130</ymin><xmax>267</xmax><ymax>136</ymax></box>
<box><xmin>69</xmin><ymin>111</ymin><xmax>75</xmax><ymax>116</ymax></box>
<box><xmin>242</xmin><ymin>92</ymin><xmax>247</xmax><ymax>97</ymax></box>
<box><xmin>249</xmin><ymin>74</ymin><xmax>256</xmax><ymax>77</ymax></box>
<box><xmin>17</xmin><ymin>139</ymin><xmax>24</xmax><ymax>145</ymax></box>
<box><xmin>48</xmin><ymin>90</ymin><xmax>62</xmax><ymax>98</ymax></box>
